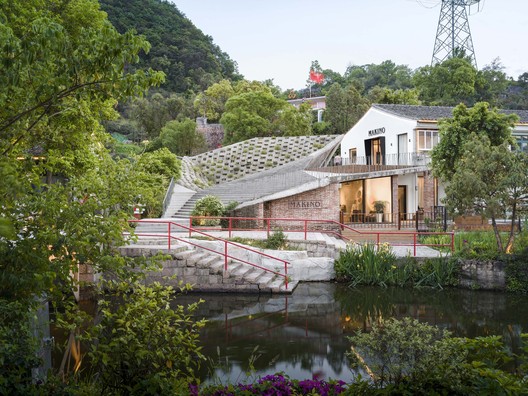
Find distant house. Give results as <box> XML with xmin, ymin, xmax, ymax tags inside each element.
<box><xmin>287</xmin><ymin>96</ymin><xmax>326</xmax><ymax>122</ymax></box>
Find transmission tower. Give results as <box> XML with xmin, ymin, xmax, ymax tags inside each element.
<box><xmin>431</xmin><ymin>0</ymin><xmax>482</xmax><ymax>67</ymax></box>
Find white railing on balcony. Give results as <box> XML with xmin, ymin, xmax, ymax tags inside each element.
<box><xmin>338</xmin><ymin>152</ymin><xmax>431</xmax><ymax>167</ymax></box>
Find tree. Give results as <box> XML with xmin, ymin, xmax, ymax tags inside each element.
<box><xmin>367</xmin><ymin>86</ymin><xmax>421</xmax><ymax>105</ymax></box>
<box><xmin>99</xmin><ymin>0</ymin><xmax>242</xmax><ymax>93</ymax></box>
<box><xmin>325</xmin><ymin>83</ymin><xmax>370</xmax><ymax>134</ymax></box>
<box><xmin>277</xmin><ymin>102</ymin><xmax>313</xmax><ymax>137</ymax></box>
<box><xmin>0</xmin><ymin>0</ymin><xmax>184</xmax><ymax>390</ymax></box>
<box><xmin>443</xmin><ymin>136</ymin><xmax>528</xmax><ymax>253</ymax></box>
<box><xmin>194</xmin><ymin>79</ymin><xmax>235</xmax><ymax>122</ymax></box>
<box><xmin>413</xmin><ymin>57</ymin><xmax>479</xmax><ymax>106</ymax></box>
<box><xmin>475</xmin><ymin>58</ymin><xmax>510</xmax><ymax>107</ymax></box>
<box><xmin>220</xmin><ymin>91</ymin><xmax>286</xmax><ymax>144</ymax></box>
<box><xmin>431</xmin><ymin>102</ymin><xmax>517</xmax><ymax>181</ymax></box>
<box><xmin>431</xmin><ymin>103</ymin><xmax>523</xmax><ymax>252</ymax></box>
<box><xmin>160</xmin><ymin>118</ymin><xmax>206</xmax><ymax>156</ymax></box>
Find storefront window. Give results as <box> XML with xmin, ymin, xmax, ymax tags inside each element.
<box><xmin>365</xmin><ymin>177</ymin><xmax>391</xmax><ymax>213</ymax></box>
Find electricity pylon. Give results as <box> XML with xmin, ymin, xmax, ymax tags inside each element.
<box><xmin>431</xmin><ymin>0</ymin><xmax>482</xmax><ymax>67</ymax></box>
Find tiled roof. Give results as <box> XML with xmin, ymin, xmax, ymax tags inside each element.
<box><xmin>373</xmin><ymin>104</ymin><xmax>528</xmax><ymax>124</ymax></box>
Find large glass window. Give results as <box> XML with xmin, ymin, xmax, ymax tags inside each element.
<box><xmin>417</xmin><ymin>130</ymin><xmax>439</xmax><ymax>151</ymax></box>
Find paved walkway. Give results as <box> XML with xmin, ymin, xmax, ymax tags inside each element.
<box><xmin>179</xmin><ymin>229</ymin><xmax>447</xmax><ymax>258</ymax></box>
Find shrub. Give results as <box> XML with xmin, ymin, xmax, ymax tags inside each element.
<box><xmin>265</xmin><ymin>230</ymin><xmax>288</xmax><ymax>250</ymax></box>
<box><xmin>191</xmin><ymin>195</ymin><xmax>224</xmax><ymax>226</ymax></box>
<box><xmin>347</xmin><ymin>318</ymin><xmax>466</xmax><ymax>390</ymax></box>
<box><xmin>505</xmin><ymin>248</ymin><xmax>528</xmax><ymax>293</ymax></box>
<box><xmin>80</xmin><ymin>281</ymin><xmax>206</xmax><ymax>394</ymax></box>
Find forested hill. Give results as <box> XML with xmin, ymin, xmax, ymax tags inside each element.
<box><xmin>99</xmin><ymin>0</ymin><xmax>241</xmax><ymax>93</ymax></box>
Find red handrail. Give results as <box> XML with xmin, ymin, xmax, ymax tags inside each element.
<box><xmin>187</xmin><ymin>215</ymin><xmax>455</xmax><ymax>256</ymax></box>
<box><xmin>127</xmin><ymin>219</ymin><xmax>290</xmax><ymax>289</ymax></box>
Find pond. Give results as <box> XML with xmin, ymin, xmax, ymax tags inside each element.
<box><xmin>174</xmin><ymin>283</ymin><xmax>528</xmax><ymax>384</ymax></box>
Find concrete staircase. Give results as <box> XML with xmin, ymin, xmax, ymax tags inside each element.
<box><xmin>121</xmin><ymin>242</ymin><xmax>295</xmax><ymax>293</ymax></box>
<box><xmin>162</xmin><ymin>184</ymin><xmax>196</xmax><ymax>218</ymax></box>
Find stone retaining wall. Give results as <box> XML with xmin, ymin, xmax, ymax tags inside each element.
<box><xmin>458</xmin><ymin>259</ymin><xmax>506</xmax><ymax>291</ymax></box>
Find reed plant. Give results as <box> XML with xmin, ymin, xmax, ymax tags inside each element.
<box><xmin>335</xmin><ymin>244</ymin><xmax>458</xmax><ymax>289</ymax></box>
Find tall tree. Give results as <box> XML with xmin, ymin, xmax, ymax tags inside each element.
<box><xmin>431</xmin><ymin>102</ymin><xmax>517</xmax><ymax>181</ymax></box>
<box><xmin>220</xmin><ymin>90</ymin><xmax>286</xmax><ymax>144</ymax></box>
<box><xmin>0</xmin><ymin>0</ymin><xmax>170</xmax><ymax>389</ymax></box>
<box><xmin>431</xmin><ymin>103</ymin><xmax>523</xmax><ymax>252</ymax></box>
<box><xmin>413</xmin><ymin>57</ymin><xmax>479</xmax><ymax>106</ymax></box>
<box><xmin>325</xmin><ymin>83</ymin><xmax>370</xmax><ymax>134</ymax></box>
<box><xmin>443</xmin><ymin>135</ymin><xmax>528</xmax><ymax>252</ymax></box>
<box><xmin>159</xmin><ymin>118</ymin><xmax>206</xmax><ymax>156</ymax></box>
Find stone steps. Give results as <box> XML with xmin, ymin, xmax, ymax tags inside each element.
<box><xmin>120</xmin><ymin>242</ymin><xmax>296</xmax><ymax>294</ymax></box>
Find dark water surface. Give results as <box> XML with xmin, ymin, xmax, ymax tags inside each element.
<box><xmin>175</xmin><ymin>283</ymin><xmax>528</xmax><ymax>383</ymax></box>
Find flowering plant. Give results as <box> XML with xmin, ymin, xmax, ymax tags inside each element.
<box><xmin>191</xmin><ymin>373</ymin><xmax>347</xmax><ymax>396</ymax></box>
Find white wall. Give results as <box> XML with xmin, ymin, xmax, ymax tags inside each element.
<box><xmin>340</xmin><ymin>107</ymin><xmax>417</xmax><ymax>160</ymax></box>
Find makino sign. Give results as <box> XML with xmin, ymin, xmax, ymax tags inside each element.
<box><xmin>288</xmin><ymin>201</ymin><xmax>322</xmax><ymax>209</ymax></box>
<box><xmin>368</xmin><ymin>127</ymin><xmax>385</xmax><ymax>137</ymax></box>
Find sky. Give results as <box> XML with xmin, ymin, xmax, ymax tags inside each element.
<box><xmin>172</xmin><ymin>0</ymin><xmax>528</xmax><ymax>90</ymax></box>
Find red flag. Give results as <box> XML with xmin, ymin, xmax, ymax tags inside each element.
<box><xmin>309</xmin><ymin>69</ymin><xmax>324</xmax><ymax>84</ymax></box>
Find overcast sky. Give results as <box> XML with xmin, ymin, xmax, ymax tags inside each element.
<box><xmin>172</xmin><ymin>0</ymin><xmax>528</xmax><ymax>90</ymax></box>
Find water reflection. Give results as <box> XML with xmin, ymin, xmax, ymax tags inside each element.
<box><xmin>176</xmin><ymin>283</ymin><xmax>528</xmax><ymax>383</ymax></box>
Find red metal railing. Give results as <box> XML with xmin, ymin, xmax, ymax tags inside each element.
<box><xmin>127</xmin><ymin>219</ymin><xmax>290</xmax><ymax>289</ymax></box>
<box><xmin>187</xmin><ymin>216</ymin><xmax>455</xmax><ymax>256</ymax></box>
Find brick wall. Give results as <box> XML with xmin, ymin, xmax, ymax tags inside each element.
<box><xmin>391</xmin><ymin>176</ymin><xmax>398</xmax><ymax>215</ymax></box>
<box><xmin>267</xmin><ymin>184</ymin><xmax>340</xmax><ymax>231</ymax></box>
<box><xmin>423</xmin><ymin>171</ymin><xmax>435</xmax><ymax>210</ymax></box>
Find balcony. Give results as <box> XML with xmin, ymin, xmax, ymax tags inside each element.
<box><xmin>310</xmin><ymin>152</ymin><xmax>431</xmax><ymax>175</ymax></box>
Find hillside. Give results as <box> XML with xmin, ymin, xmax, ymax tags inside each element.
<box><xmin>99</xmin><ymin>0</ymin><xmax>241</xmax><ymax>93</ymax></box>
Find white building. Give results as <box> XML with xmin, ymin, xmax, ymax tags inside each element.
<box><xmin>337</xmin><ymin>104</ymin><xmax>528</xmax><ymax>223</ymax></box>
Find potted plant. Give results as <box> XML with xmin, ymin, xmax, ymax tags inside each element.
<box><xmin>373</xmin><ymin>201</ymin><xmax>386</xmax><ymax>223</ymax></box>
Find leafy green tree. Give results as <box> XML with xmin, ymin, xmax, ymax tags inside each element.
<box><xmin>431</xmin><ymin>102</ymin><xmax>517</xmax><ymax>181</ymax></box>
<box><xmin>220</xmin><ymin>91</ymin><xmax>286</xmax><ymax>144</ymax></box>
<box><xmin>0</xmin><ymin>1</ymin><xmax>175</xmax><ymax>390</ymax></box>
<box><xmin>129</xmin><ymin>92</ymin><xmax>195</xmax><ymax>140</ymax></box>
<box><xmin>277</xmin><ymin>102</ymin><xmax>313</xmax><ymax>137</ymax></box>
<box><xmin>431</xmin><ymin>103</ymin><xmax>523</xmax><ymax>252</ymax></box>
<box><xmin>413</xmin><ymin>57</ymin><xmax>479</xmax><ymax>106</ymax></box>
<box><xmin>475</xmin><ymin>58</ymin><xmax>510</xmax><ymax>107</ymax></box>
<box><xmin>344</xmin><ymin>61</ymin><xmax>414</xmax><ymax>93</ymax></box>
<box><xmin>443</xmin><ymin>135</ymin><xmax>528</xmax><ymax>252</ymax></box>
<box><xmin>325</xmin><ymin>83</ymin><xmax>370</xmax><ymax>134</ymax></box>
<box><xmin>367</xmin><ymin>86</ymin><xmax>421</xmax><ymax>105</ymax></box>
<box><xmin>194</xmin><ymin>79</ymin><xmax>235</xmax><ymax>122</ymax></box>
<box><xmin>159</xmin><ymin>118</ymin><xmax>206</xmax><ymax>156</ymax></box>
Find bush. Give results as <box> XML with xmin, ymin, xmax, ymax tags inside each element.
<box><xmin>0</xmin><ymin>301</ymin><xmax>41</xmax><ymax>394</ymax></box>
<box><xmin>264</xmin><ymin>230</ymin><xmax>288</xmax><ymax>250</ymax></box>
<box><xmin>80</xmin><ymin>281</ymin><xmax>206</xmax><ymax>394</ymax></box>
<box><xmin>219</xmin><ymin>201</ymin><xmax>239</xmax><ymax>228</ymax></box>
<box><xmin>505</xmin><ymin>248</ymin><xmax>528</xmax><ymax>293</ymax></box>
<box><xmin>348</xmin><ymin>318</ymin><xmax>466</xmax><ymax>389</ymax></box>
<box><xmin>191</xmin><ymin>195</ymin><xmax>224</xmax><ymax>226</ymax></box>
